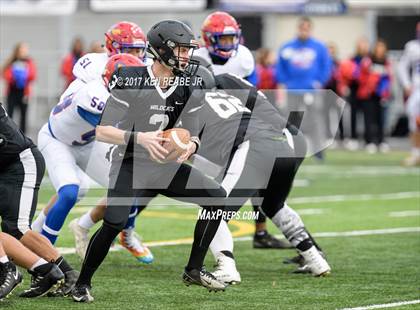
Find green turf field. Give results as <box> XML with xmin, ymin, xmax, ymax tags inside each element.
<box><xmin>2</xmin><ymin>150</ymin><xmax>420</xmax><ymax>310</ymax></box>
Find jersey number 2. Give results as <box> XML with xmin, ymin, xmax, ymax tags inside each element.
<box><xmin>149</xmin><ymin>114</ymin><xmax>169</xmax><ymax>130</ymax></box>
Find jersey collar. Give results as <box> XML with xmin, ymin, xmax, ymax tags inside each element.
<box><xmin>147</xmin><ymin>65</ymin><xmax>178</xmax><ymax>100</ymax></box>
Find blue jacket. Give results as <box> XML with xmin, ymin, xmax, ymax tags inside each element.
<box><xmin>276</xmin><ymin>37</ymin><xmax>331</xmax><ymax>90</ymax></box>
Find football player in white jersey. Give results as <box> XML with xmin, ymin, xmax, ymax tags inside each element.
<box><xmin>195</xmin><ymin>11</ymin><xmax>257</xmax><ymax>85</ymax></box>
<box><xmin>398</xmin><ymin>22</ymin><xmax>420</xmax><ymax>166</ymax></box>
<box><xmin>32</xmin><ymin>22</ymin><xmax>154</xmax><ymax>264</ymax></box>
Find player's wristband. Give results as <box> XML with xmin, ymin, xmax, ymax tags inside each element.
<box><xmin>124</xmin><ymin>131</ymin><xmax>136</xmax><ymax>145</ymax></box>
<box><xmin>190</xmin><ymin>136</ymin><xmax>200</xmax><ymax>153</ymax></box>
<box><xmin>0</xmin><ymin>133</ymin><xmax>7</xmax><ymax>148</ymax></box>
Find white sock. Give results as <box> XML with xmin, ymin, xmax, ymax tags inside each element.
<box><xmin>0</xmin><ymin>255</ymin><xmax>9</xmax><ymax>264</ymax></box>
<box><xmin>271</xmin><ymin>203</ymin><xmax>308</xmax><ymax>248</ymax></box>
<box><xmin>30</xmin><ymin>258</ymin><xmax>48</xmax><ymax>271</ymax></box>
<box><xmin>31</xmin><ymin>211</ymin><xmax>47</xmax><ymax>233</ymax></box>
<box><xmin>209</xmin><ymin>220</ymin><xmax>234</xmax><ymax>260</ymax></box>
<box><xmin>78</xmin><ymin>210</ymin><xmax>96</xmax><ymax>230</ymax></box>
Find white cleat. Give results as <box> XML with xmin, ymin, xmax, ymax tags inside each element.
<box><xmin>212</xmin><ymin>254</ymin><xmax>241</xmax><ymax>285</ymax></box>
<box><xmin>299</xmin><ymin>246</ymin><xmax>331</xmax><ymax>277</ymax></box>
<box><xmin>68</xmin><ymin>218</ymin><xmax>89</xmax><ymax>259</ymax></box>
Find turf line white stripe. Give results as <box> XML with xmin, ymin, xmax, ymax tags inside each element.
<box><xmin>56</xmin><ymin>227</ymin><xmax>420</xmax><ymax>255</ymax></box>
<box><xmin>47</xmin><ymin>191</ymin><xmax>420</xmax><ymax>208</ymax></box>
<box><xmin>339</xmin><ymin>299</ymin><xmax>420</xmax><ymax>310</ymax></box>
<box><xmin>389</xmin><ymin>210</ymin><xmax>420</xmax><ymax>217</ymax></box>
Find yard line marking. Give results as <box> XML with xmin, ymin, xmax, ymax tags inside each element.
<box><xmin>56</xmin><ymin>226</ymin><xmax>420</xmax><ymax>255</ymax></box>
<box><xmin>301</xmin><ymin>165</ymin><xmax>419</xmax><ymax>176</ymax></box>
<box><xmin>39</xmin><ymin>191</ymin><xmax>420</xmax><ymax>209</ymax></box>
<box><xmin>296</xmin><ymin>208</ymin><xmax>325</xmax><ymax>215</ymax></box>
<box><xmin>339</xmin><ymin>299</ymin><xmax>420</xmax><ymax>310</ymax></box>
<box><xmin>287</xmin><ymin>192</ymin><xmax>420</xmax><ymax>204</ymax></box>
<box><xmin>389</xmin><ymin>210</ymin><xmax>420</xmax><ymax>217</ymax></box>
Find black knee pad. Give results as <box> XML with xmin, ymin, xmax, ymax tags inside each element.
<box><xmin>103</xmin><ymin>211</ymin><xmax>129</xmax><ymax>231</ymax></box>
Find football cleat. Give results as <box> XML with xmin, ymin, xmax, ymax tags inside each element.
<box><xmin>299</xmin><ymin>247</ymin><xmax>331</xmax><ymax>277</ymax></box>
<box><xmin>253</xmin><ymin>231</ymin><xmax>293</xmax><ymax>249</ymax></box>
<box><xmin>72</xmin><ymin>284</ymin><xmax>94</xmax><ymax>303</ymax></box>
<box><xmin>119</xmin><ymin>229</ymin><xmax>154</xmax><ymax>264</ymax></box>
<box><xmin>19</xmin><ymin>264</ymin><xmax>65</xmax><ymax>298</ymax></box>
<box><xmin>212</xmin><ymin>254</ymin><xmax>241</xmax><ymax>285</ymax></box>
<box><xmin>283</xmin><ymin>254</ymin><xmax>305</xmax><ymax>266</ymax></box>
<box><xmin>68</xmin><ymin>218</ymin><xmax>89</xmax><ymax>259</ymax></box>
<box><xmin>182</xmin><ymin>267</ymin><xmax>227</xmax><ymax>292</ymax></box>
<box><xmin>48</xmin><ymin>269</ymin><xmax>79</xmax><ymax>297</ymax></box>
<box><xmin>284</xmin><ymin>251</ymin><xmax>326</xmax><ymax>268</ymax></box>
<box><xmin>0</xmin><ymin>262</ymin><xmax>23</xmax><ymax>300</ymax></box>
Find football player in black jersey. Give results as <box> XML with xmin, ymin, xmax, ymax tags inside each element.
<box><xmin>131</xmin><ymin>64</ymin><xmax>330</xmax><ymax>283</ymax></box>
<box><xmin>72</xmin><ymin>20</ymin><xmax>228</xmax><ymax>302</ymax></box>
<box><xmin>192</xmin><ymin>68</ymin><xmax>331</xmax><ymax>280</ymax></box>
<box><xmin>138</xmin><ymin>66</ymin><xmax>330</xmax><ymax>281</ymax></box>
<box><xmin>0</xmin><ymin>102</ymin><xmax>78</xmax><ymax>297</ymax></box>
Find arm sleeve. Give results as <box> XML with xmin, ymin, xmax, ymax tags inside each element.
<box><xmin>245</xmin><ymin>67</ymin><xmax>258</xmax><ymax>86</ymax></box>
<box><xmin>317</xmin><ymin>43</ymin><xmax>332</xmax><ymax>86</ymax></box>
<box><xmin>3</xmin><ymin>66</ymin><xmax>13</xmax><ymax>84</ymax></box>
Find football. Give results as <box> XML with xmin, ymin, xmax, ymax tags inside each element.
<box><xmin>161</xmin><ymin>128</ymin><xmax>191</xmax><ymax>162</ymax></box>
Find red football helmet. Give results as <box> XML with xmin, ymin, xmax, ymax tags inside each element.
<box><xmin>103</xmin><ymin>53</ymin><xmax>144</xmax><ymax>87</ymax></box>
<box><xmin>105</xmin><ymin>21</ymin><xmax>147</xmax><ymax>59</ymax></box>
<box><xmin>201</xmin><ymin>11</ymin><xmax>241</xmax><ymax>59</ymax></box>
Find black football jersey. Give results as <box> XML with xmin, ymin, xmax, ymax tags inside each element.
<box><xmin>193</xmin><ymin>73</ymin><xmax>289</xmax><ymax>167</ymax></box>
<box><xmin>101</xmin><ymin>65</ymin><xmax>203</xmax><ymax>161</ymax></box>
<box><xmin>0</xmin><ymin>103</ymin><xmax>35</xmax><ymax>168</ymax></box>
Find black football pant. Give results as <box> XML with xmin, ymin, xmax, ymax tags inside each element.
<box><xmin>7</xmin><ymin>90</ymin><xmax>28</xmax><ymax>134</ymax></box>
<box><xmin>363</xmin><ymin>95</ymin><xmax>385</xmax><ymax>145</ymax></box>
<box><xmin>77</xmin><ymin>158</ymin><xmax>226</xmax><ymax>286</ymax></box>
<box><xmin>0</xmin><ymin>147</ymin><xmax>45</xmax><ymax>239</ymax></box>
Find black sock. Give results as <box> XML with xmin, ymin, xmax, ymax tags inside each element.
<box><xmin>186</xmin><ymin>207</ymin><xmax>222</xmax><ymax>270</ymax></box>
<box><xmin>76</xmin><ymin>224</ymin><xmax>120</xmax><ymax>286</ymax></box>
<box><xmin>221</xmin><ymin>250</ymin><xmax>234</xmax><ymax>260</ymax></box>
<box><xmin>55</xmin><ymin>256</ymin><xmax>73</xmax><ymax>273</ymax></box>
<box><xmin>33</xmin><ymin>262</ymin><xmax>54</xmax><ymax>275</ymax></box>
<box><xmin>296</xmin><ymin>238</ymin><xmax>313</xmax><ymax>252</ymax></box>
<box><xmin>305</xmin><ymin>230</ymin><xmax>323</xmax><ymax>252</ymax></box>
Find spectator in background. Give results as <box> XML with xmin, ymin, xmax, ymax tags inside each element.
<box><xmin>256</xmin><ymin>48</ymin><xmax>276</xmax><ymax>90</ymax></box>
<box><xmin>60</xmin><ymin>37</ymin><xmax>85</xmax><ymax>88</ymax></box>
<box><xmin>89</xmin><ymin>40</ymin><xmax>104</xmax><ymax>53</ymax></box>
<box><xmin>276</xmin><ymin>16</ymin><xmax>331</xmax><ymax>91</ymax></box>
<box><xmin>2</xmin><ymin>42</ymin><xmax>36</xmax><ymax>134</ymax></box>
<box><xmin>340</xmin><ymin>37</ymin><xmax>370</xmax><ymax>151</ymax></box>
<box><xmin>324</xmin><ymin>42</ymin><xmax>344</xmax><ymax>146</ymax></box>
<box><xmin>275</xmin><ymin>16</ymin><xmax>331</xmax><ymax>160</ymax></box>
<box><xmin>358</xmin><ymin>39</ymin><xmax>392</xmax><ymax>154</ymax></box>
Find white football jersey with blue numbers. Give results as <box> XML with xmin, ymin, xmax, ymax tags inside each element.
<box><xmin>195</xmin><ymin>44</ymin><xmax>254</xmax><ymax>78</ymax></box>
<box><xmin>48</xmin><ymin>79</ymin><xmax>110</xmax><ymax>146</ymax></box>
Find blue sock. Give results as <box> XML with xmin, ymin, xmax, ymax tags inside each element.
<box><xmin>124</xmin><ymin>205</ymin><xmax>138</xmax><ymax>230</ymax></box>
<box><xmin>42</xmin><ymin>184</ymin><xmax>79</xmax><ymax>244</ymax></box>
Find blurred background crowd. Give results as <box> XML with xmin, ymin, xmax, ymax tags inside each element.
<box><xmin>0</xmin><ymin>0</ymin><xmax>419</xmax><ymax>160</ymax></box>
